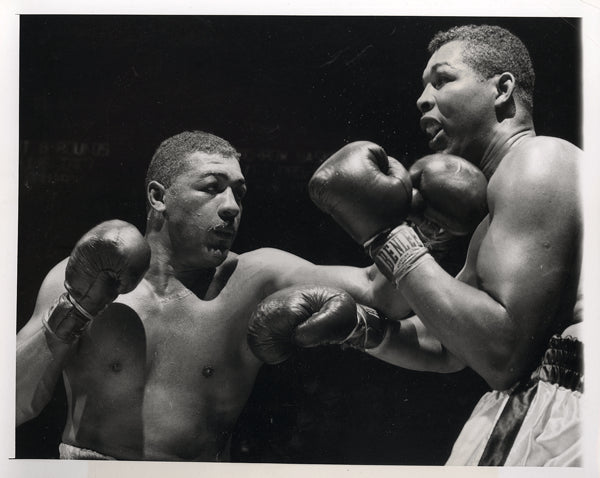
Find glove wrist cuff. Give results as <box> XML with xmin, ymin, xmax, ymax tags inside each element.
<box><xmin>412</xmin><ymin>219</ymin><xmax>456</xmax><ymax>250</ymax></box>
<box><xmin>66</xmin><ymin>293</ymin><xmax>95</xmax><ymax>321</ymax></box>
<box><xmin>343</xmin><ymin>305</ymin><xmax>389</xmax><ymax>351</ymax></box>
<box><xmin>42</xmin><ymin>293</ymin><xmax>92</xmax><ymax>343</ymax></box>
<box><xmin>365</xmin><ymin>224</ymin><xmax>432</xmax><ymax>287</ymax></box>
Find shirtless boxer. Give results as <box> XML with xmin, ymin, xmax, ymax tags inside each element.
<box><xmin>300</xmin><ymin>25</ymin><xmax>582</xmax><ymax>466</ymax></box>
<box><xmin>16</xmin><ymin>130</ymin><xmax>486</xmax><ymax>461</ymax></box>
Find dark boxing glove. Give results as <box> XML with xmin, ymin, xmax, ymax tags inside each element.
<box><xmin>43</xmin><ymin>220</ymin><xmax>151</xmax><ymax>342</ymax></box>
<box><xmin>309</xmin><ymin>141</ymin><xmax>413</xmax><ymax>245</ymax></box>
<box><xmin>408</xmin><ymin>154</ymin><xmax>488</xmax><ymax>238</ymax></box>
<box><xmin>365</xmin><ymin>155</ymin><xmax>488</xmax><ymax>285</ymax></box>
<box><xmin>247</xmin><ymin>286</ymin><xmax>391</xmax><ymax>364</ymax></box>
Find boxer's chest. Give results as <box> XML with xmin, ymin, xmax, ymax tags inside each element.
<box><xmin>143</xmin><ymin>292</ymin><xmax>261</xmax><ymax>384</ymax></box>
<box><xmin>68</xmin><ymin>276</ymin><xmax>263</xmax><ymax>395</ymax></box>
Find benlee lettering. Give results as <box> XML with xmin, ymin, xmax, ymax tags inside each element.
<box><xmin>377</xmin><ymin>234</ymin><xmax>415</xmax><ymax>270</ymax></box>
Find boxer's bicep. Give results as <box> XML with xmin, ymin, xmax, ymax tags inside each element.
<box><xmin>286</xmin><ymin>260</ymin><xmax>411</xmax><ymax>316</ymax></box>
<box><xmin>251</xmin><ymin>248</ymin><xmax>383</xmax><ymax>307</ymax></box>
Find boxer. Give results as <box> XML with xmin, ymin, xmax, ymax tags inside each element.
<box><xmin>303</xmin><ymin>24</ymin><xmax>583</xmax><ymax>466</ymax></box>
<box><xmin>16</xmin><ymin>130</ymin><xmax>486</xmax><ymax>461</ymax></box>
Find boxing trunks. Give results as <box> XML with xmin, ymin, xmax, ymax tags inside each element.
<box><xmin>59</xmin><ymin>442</ymin><xmax>115</xmax><ymax>460</ymax></box>
<box><xmin>59</xmin><ymin>439</ymin><xmax>231</xmax><ymax>461</ymax></box>
<box><xmin>446</xmin><ymin>334</ymin><xmax>583</xmax><ymax>466</ymax></box>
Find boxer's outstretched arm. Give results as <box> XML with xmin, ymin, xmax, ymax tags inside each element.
<box><xmin>16</xmin><ymin>259</ymin><xmax>74</xmax><ymax>425</ymax></box>
<box><xmin>251</xmin><ymin>247</ymin><xmax>411</xmax><ymax>319</ymax></box>
<box><xmin>246</xmin><ymin>248</ymin><xmax>462</xmax><ymax>372</ymax></box>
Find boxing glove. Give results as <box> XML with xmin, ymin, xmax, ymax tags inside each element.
<box><xmin>309</xmin><ymin>141</ymin><xmax>413</xmax><ymax>245</ymax></box>
<box><xmin>247</xmin><ymin>286</ymin><xmax>390</xmax><ymax>364</ymax></box>
<box><xmin>44</xmin><ymin>220</ymin><xmax>151</xmax><ymax>342</ymax></box>
<box><xmin>408</xmin><ymin>154</ymin><xmax>488</xmax><ymax>237</ymax></box>
<box><xmin>297</xmin><ymin>302</ymin><xmax>391</xmax><ymax>352</ymax></box>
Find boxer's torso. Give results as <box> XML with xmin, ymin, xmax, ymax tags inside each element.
<box><xmin>459</xmin><ymin>135</ymin><xmax>582</xmax><ymax>345</ymax></box>
<box><xmin>60</xmin><ymin>251</ymin><xmax>271</xmax><ymax>461</ymax></box>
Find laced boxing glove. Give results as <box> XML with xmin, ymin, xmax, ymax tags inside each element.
<box><xmin>366</xmin><ymin>154</ymin><xmax>488</xmax><ymax>286</ymax></box>
<box><xmin>408</xmin><ymin>154</ymin><xmax>488</xmax><ymax>239</ymax></box>
<box><xmin>247</xmin><ymin>286</ymin><xmax>391</xmax><ymax>364</ymax></box>
<box><xmin>43</xmin><ymin>220</ymin><xmax>151</xmax><ymax>343</ymax></box>
<box><xmin>310</xmin><ymin>143</ymin><xmax>488</xmax><ymax>286</ymax></box>
<box><xmin>309</xmin><ymin>141</ymin><xmax>413</xmax><ymax>245</ymax></box>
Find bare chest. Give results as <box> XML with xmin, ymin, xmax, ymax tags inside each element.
<box><xmin>68</xmin><ymin>286</ymin><xmax>262</xmax><ymax>388</ymax></box>
<box><xmin>62</xmin><ymin>284</ymin><xmax>265</xmax><ymax>458</ymax></box>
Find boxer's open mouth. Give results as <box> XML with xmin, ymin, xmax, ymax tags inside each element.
<box><xmin>426</xmin><ymin>124</ymin><xmax>442</xmax><ymax>140</ymax></box>
<box><xmin>420</xmin><ymin>116</ymin><xmax>443</xmax><ymax>140</ymax></box>
<box><xmin>420</xmin><ymin>117</ymin><xmax>446</xmax><ymax>151</ymax></box>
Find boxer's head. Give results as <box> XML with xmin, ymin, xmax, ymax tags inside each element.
<box><xmin>145</xmin><ymin>131</ymin><xmax>246</xmax><ymax>267</ymax></box>
<box><xmin>417</xmin><ymin>25</ymin><xmax>534</xmax><ymax>161</ymax></box>
<box><xmin>427</xmin><ymin>25</ymin><xmax>534</xmax><ymax>113</ymax></box>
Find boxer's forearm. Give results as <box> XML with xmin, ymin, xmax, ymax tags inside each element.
<box><xmin>261</xmin><ymin>249</ymin><xmax>411</xmax><ymax>318</ymax></box>
<box><xmin>303</xmin><ymin>264</ymin><xmax>413</xmax><ymax>320</ymax></box>
<box><xmin>397</xmin><ymin>259</ymin><xmax>516</xmax><ymax>390</ymax></box>
<box><xmin>363</xmin><ymin>264</ymin><xmax>413</xmax><ymax>319</ymax></box>
<box><xmin>16</xmin><ymin>324</ymin><xmax>74</xmax><ymax>426</ymax></box>
<box><xmin>366</xmin><ymin>315</ymin><xmax>465</xmax><ymax>373</ymax></box>
<box><xmin>252</xmin><ymin>248</ymin><xmax>413</xmax><ymax>319</ymax></box>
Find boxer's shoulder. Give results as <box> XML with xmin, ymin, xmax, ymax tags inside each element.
<box><xmin>527</xmin><ymin>135</ymin><xmax>582</xmax><ymax>154</ymax></box>
<box><xmin>236</xmin><ymin>247</ymin><xmax>297</xmax><ymax>271</ymax></box>
<box><xmin>235</xmin><ymin>247</ymin><xmax>312</xmax><ymax>296</ymax></box>
<box><xmin>490</xmin><ymin>136</ymin><xmax>580</xmax><ymax>204</ymax></box>
<box><xmin>503</xmin><ymin>136</ymin><xmax>582</xmax><ymax>171</ymax></box>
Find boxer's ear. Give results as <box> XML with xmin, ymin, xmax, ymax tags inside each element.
<box><xmin>494</xmin><ymin>72</ymin><xmax>516</xmax><ymax>107</ymax></box>
<box><xmin>147</xmin><ymin>180</ymin><xmax>166</xmax><ymax>212</ymax></box>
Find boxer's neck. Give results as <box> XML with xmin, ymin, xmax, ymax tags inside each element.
<box><xmin>144</xmin><ymin>237</ymin><xmax>217</xmax><ymax>299</ymax></box>
<box><xmin>479</xmin><ymin>121</ymin><xmax>535</xmax><ymax>180</ymax></box>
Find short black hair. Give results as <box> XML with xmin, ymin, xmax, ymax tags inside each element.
<box><xmin>428</xmin><ymin>24</ymin><xmax>535</xmax><ymax>113</ymax></box>
<box><xmin>145</xmin><ymin>130</ymin><xmax>241</xmax><ymax>192</ymax></box>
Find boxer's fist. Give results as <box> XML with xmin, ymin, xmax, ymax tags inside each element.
<box><xmin>247</xmin><ymin>286</ymin><xmax>358</xmax><ymax>364</ymax></box>
<box><xmin>65</xmin><ymin>220</ymin><xmax>151</xmax><ymax>317</ymax></box>
<box><xmin>298</xmin><ymin>303</ymin><xmax>391</xmax><ymax>352</ymax></box>
<box><xmin>309</xmin><ymin>141</ymin><xmax>412</xmax><ymax>245</ymax></box>
<box><xmin>408</xmin><ymin>154</ymin><xmax>488</xmax><ymax>236</ymax></box>
<box><xmin>247</xmin><ymin>286</ymin><xmax>391</xmax><ymax>364</ymax></box>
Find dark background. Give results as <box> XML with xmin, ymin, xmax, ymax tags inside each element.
<box><xmin>16</xmin><ymin>15</ymin><xmax>581</xmax><ymax>464</ymax></box>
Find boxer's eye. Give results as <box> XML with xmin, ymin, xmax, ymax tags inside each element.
<box><xmin>432</xmin><ymin>75</ymin><xmax>450</xmax><ymax>89</ymax></box>
<box><xmin>234</xmin><ymin>186</ymin><xmax>247</xmax><ymax>201</ymax></box>
<box><xmin>201</xmin><ymin>182</ymin><xmax>220</xmax><ymax>194</ymax></box>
